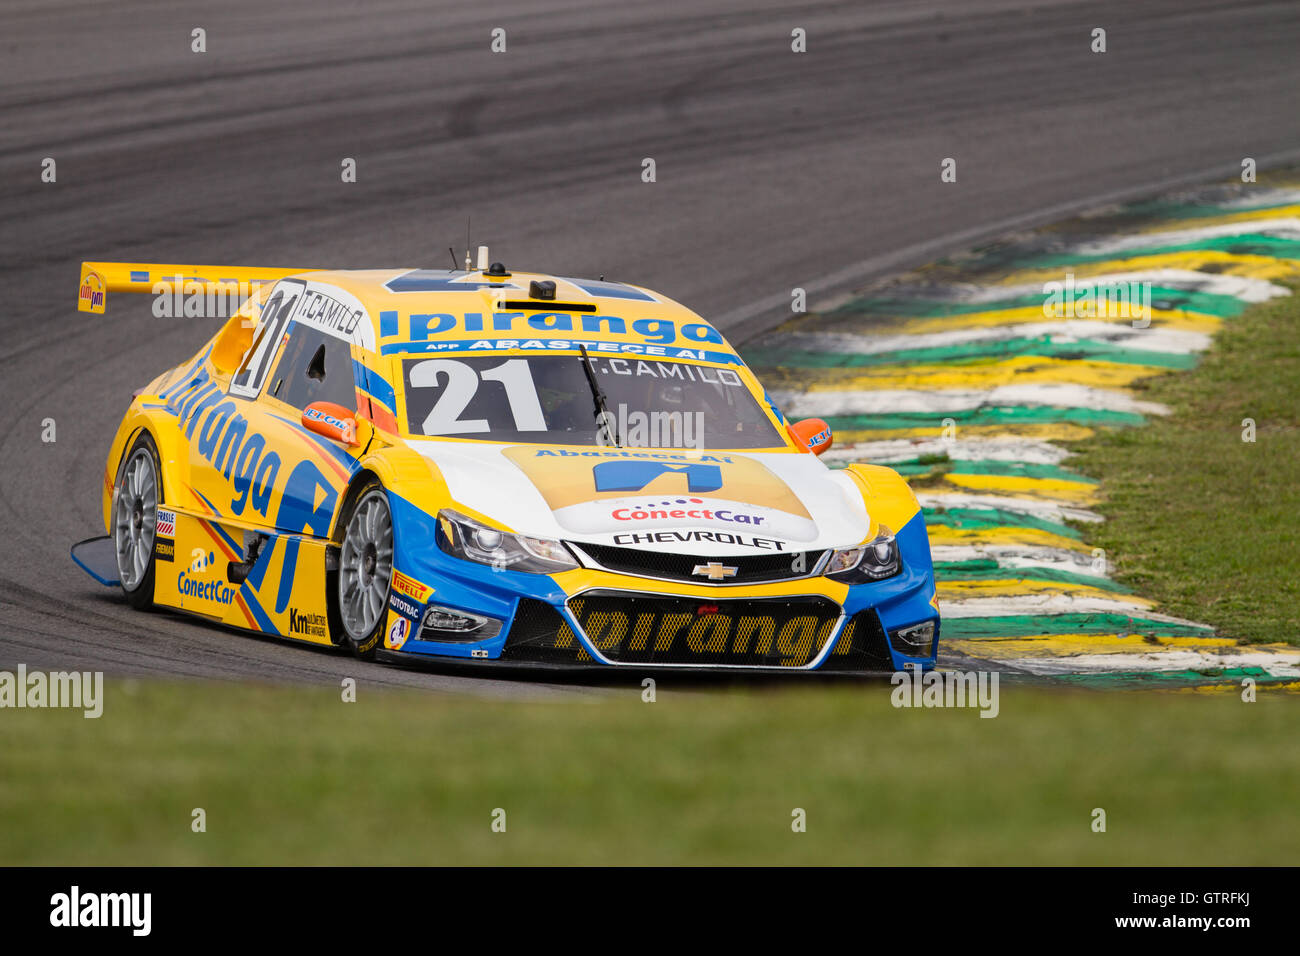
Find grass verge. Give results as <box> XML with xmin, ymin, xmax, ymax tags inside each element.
<box><xmin>1071</xmin><ymin>288</ymin><xmax>1300</xmax><ymax>645</ymax></box>
<box><xmin>1</xmin><ymin>678</ymin><xmax>1296</xmax><ymax>864</ymax></box>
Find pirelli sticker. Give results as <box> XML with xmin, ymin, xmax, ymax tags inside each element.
<box><xmin>391</xmin><ymin>570</ymin><xmax>433</xmax><ymax>604</ymax></box>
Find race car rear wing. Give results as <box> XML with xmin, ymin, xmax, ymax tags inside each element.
<box><xmin>77</xmin><ymin>261</ymin><xmax>315</xmax><ymax>314</ymax></box>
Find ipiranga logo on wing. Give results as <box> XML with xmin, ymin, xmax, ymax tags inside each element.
<box><xmin>502</xmin><ymin>447</ymin><xmax>818</xmax><ymax>542</ymax></box>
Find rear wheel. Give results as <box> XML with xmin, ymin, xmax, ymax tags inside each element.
<box><xmin>113</xmin><ymin>433</ymin><xmax>161</xmax><ymax>610</ymax></box>
<box><xmin>337</xmin><ymin>484</ymin><xmax>394</xmax><ymax>659</ymax></box>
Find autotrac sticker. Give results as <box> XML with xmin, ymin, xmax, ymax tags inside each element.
<box><xmin>502</xmin><ymin>447</ymin><xmax>817</xmax><ymax>542</ymax></box>
<box><xmin>388</xmin><ymin>592</ymin><xmax>422</xmax><ymax>622</ymax></box>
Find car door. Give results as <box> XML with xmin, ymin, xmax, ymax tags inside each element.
<box><xmin>181</xmin><ymin>278</ymin><xmax>366</xmax><ymax>627</ymax></box>
<box><xmin>185</xmin><ymin>280</ymin><xmax>299</xmax><ymax>528</ymax></box>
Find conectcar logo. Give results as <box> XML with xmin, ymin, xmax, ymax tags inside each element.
<box><xmin>177</xmin><ymin>572</ymin><xmax>237</xmax><ymax>604</ymax></box>
<box><xmin>611</xmin><ymin>497</ymin><xmax>768</xmax><ymax>527</ymax></box>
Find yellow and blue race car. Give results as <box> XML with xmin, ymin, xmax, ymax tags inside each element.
<box><xmin>71</xmin><ymin>257</ymin><xmax>939</xmax><ymax>671</ymax></box>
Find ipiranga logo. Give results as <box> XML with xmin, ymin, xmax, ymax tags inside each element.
<box><xmin>0</xmin><ymin>665</ymin><xmax>102</xmax><ymax>718</ymax></box>
<box><xmin>50</xmin><ymin>886</ymin><xmax>151</xmax><ymax>936</ymax></box>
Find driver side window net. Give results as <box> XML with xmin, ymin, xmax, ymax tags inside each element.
<box><xmin>270</xmin><ymin>324</ymin><xmax>357</xmax><ymax>411</ymax></box>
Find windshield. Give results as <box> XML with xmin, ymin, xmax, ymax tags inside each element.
<box><xmin>400</xmin><ymin>354</ymin><xmax>785</xmax><ymax>449</ymax></box>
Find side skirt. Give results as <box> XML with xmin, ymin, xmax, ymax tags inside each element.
<box><xmin>152</xmin><ymin>510</ymin><xmax>334</xmax><ymax>646</ymax></box>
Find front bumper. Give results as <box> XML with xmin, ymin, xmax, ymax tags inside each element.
<box><xmin>384</xmin><ymin>495</ymin><xmax>938</xmax><ymax>672</ymax></box>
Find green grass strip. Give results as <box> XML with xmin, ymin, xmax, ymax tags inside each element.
<box><xmin>825</xmin><ymin>406</ymin><xmax>1148</xmax><ymax>431</ymax></box>
<box><xmin>934</xmin><ymin>564</ymin><xmax>1133</xmax><ymax>593</ymax></box>
<box><xmin>943</xmin><ymin>613</ymin><xmax>1214</xmax><ymax>639</ymax></box>
<box><xmin>1025</xmin><ymin>234</ymin><xmax>1300</xmax><ymax>269</ymax></box>
<box><xmin>933</xmin><ymin>558</ymin><xmax>1001</xmax><ymax>571</ymax></box>
<box><xmin>924</xmin><ymin>507</ymin><xmax>1084</xmax><ymax>540</ymax></box>
<box><xmin>1054</xmin><ymin>667</ymin><xmax>1288</xmax><ymax>684</ymax></box>
<box><xmin>1070</xmin><ymin>285</ymin><xmax>1300</xmax><ymax>644</ymax></box>
<box><xmin>945</xmin><ymin>461</ymin><xmax>1097</xmax><ymax>483</ymax></box>
<box><xmin>823</xmin><ymin>286</ymin><xmax>1248</xmax><ymax>321</ymax></box>
<box><xmin>743</xmin><ymin>338</ymin><xmax>1199</xmax><ymax>371</ymax></box>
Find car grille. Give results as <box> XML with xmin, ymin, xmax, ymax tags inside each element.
<box><xmin>499</xmin><ymin>599</ymin><xmax>595</xmax><ymax>664</ymax></box>
<box><xmin>572</xmin><ymin>542</ymin><xmax>827</xmax><ymax>585</ymax></box>
<box><xmin>502</xmin><ymin>591</ymin><xmax>843</xmax><ymax>667</ymax></box>
<box><xmin>818</xmin><ymin>609</ymin><xmax>894</xmax><ymax>671</ymax></box>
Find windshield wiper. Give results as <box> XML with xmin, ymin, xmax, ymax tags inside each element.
<box><xmin>578</xmin><ymin>345</ymin><xmax>620</xmax><ymax>447</ymax></box>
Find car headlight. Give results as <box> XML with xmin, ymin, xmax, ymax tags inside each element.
<box><xmin>437</xmin><ymin>509</ymin><xmax>578</xmax><ymax>573</ymax></box>
<box><xmin>890</xmin><ymin>620</ymin><xmax>936</xmax><ymax>656</ymax></box>
<box><xmin>825</xmin><ymin>525</ymin><xmax>901</xmax><ymax>582</ymax></box>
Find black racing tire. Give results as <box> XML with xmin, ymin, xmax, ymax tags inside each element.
<box><xmin>112</xmin><ymin>431</ymin><xmax>163</xmax><ymax>611</ymax></box>
<box><xmin>333</xmin><ymin>480</ymin><xmax>395</xmax><ymax>660</ymax></box>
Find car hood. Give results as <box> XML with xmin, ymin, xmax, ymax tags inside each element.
<box><xmin>404</xmin><ymin>441</ymin><xmax>872</xmax><ymax>557</ymax></box>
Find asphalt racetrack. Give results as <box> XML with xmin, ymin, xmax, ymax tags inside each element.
<box><xmin>1</xmin><ymin>0</ymin><xmax>1298</xmax><ymax>693</ymax></box>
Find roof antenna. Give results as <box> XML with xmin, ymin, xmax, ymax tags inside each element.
<box><xmin>464</xmin><ymin>217</ymin><xmax>472</xmax><ymax>271</ymax></box>
<box><xmin>448</xmin><ymin>246</ymin><xmax>458</xmax><ymax>271</ymax></box>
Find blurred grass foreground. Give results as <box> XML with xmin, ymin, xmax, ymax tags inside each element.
<box><xmin>1</xmin><ymin>677</ymin><xmax>1296</xmax><ymax>864</ymax></box>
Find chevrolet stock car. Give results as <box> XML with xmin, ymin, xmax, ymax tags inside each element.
<box><xmin>69</xmin><ymin>258</ymin><xmax>940</xmax><ymax>672</ymax></box>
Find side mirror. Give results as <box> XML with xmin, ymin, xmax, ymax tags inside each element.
<box><xmin>302</xmin><ymin>401</ymin><xmax>361</xmax><ymax>447</ymax></box>
<box><xmin>788</xmin><ymin>418</ymin><xmax>833</xmax><ymax>456</ymax></box>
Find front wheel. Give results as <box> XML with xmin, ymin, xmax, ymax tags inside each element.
<box><xmin>113</xmin><ymin>433</ymin><xmax>162</xmax><ymax>610</ymax></box>
<box><xmin>337</xmin><ymin>484</ymin><xmax>394</xmax><ymax>659</ymax></box>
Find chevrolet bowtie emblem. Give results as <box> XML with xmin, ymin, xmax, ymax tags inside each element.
<box><xmin>692</xmin><ymin>561</ymin><xmax>738</xmax><ymax>581</ymax></box>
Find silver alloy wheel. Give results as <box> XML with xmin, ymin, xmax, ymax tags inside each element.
<box><xmin>338</xmin><ymin>490</ymin><xmax>394</xmax><ymax>640</ymax></box>
<box><xmin>114</xmin><ymin>447</ymin><xmax>158</xmax><ymax>591</ymax></box>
